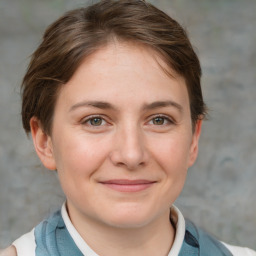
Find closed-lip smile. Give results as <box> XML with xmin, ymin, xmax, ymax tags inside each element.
<box><xmin>99</xmin><ymin>179</ymin><xmax>156</xmax><ymax>192</ymax></box>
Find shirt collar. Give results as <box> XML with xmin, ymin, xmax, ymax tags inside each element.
<box><xmin>61</xmin><ymin>203</ymin><xmax>186</xmax><ymax>256</ymax></box>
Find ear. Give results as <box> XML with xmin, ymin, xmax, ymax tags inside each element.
<box><xmin>30</xmin><ymin>117</ymin><xmax>56</xmax><ymax>170</ymax></box>
<box><xmin>188</xmin><ymin>119</ymin><xmax>202</xmax><ymax>167</ymax></box>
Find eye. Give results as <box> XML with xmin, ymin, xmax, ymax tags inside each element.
<box><xmin>148</xmin><ymin>115</ymin><xmax>174</xmax><ymax>126</ymax></box>
<box><xmin>89</xmin><ymin>117</ymin><xmax>104</xmax><ymax>126</ymax></box>
<box><xmin>152</xmin><ymin>117</ymin><xmax>166</xmax><ymax>125</ymax></box>
<box><xmin>82</xmin><ymin>116</ymin><xmax>107</xmax><ymax>127</ymax></box>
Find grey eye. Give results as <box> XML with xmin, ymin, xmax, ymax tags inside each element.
<box><xmin>89</xmin><ymin>118</ymin><xmax>103</xmax><ymax>126</ymax></box>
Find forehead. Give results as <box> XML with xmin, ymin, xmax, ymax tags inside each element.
<box><xmin>78</xmin><ymin>42</ymin><xmax>169</xmax><ymax>78</ymax></box>
<box><xmin>55</xmin><ymin>42</ymin><xmax>190</xmax><ymax>111</ymax></box>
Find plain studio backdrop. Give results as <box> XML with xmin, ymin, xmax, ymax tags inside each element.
<box><xmin>0</xmin><ymin>0</ymin><xmax>255</xmax><ymax>249</ymax></box>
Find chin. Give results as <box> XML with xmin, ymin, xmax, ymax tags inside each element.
<box><xmin>101</xmin><ymin>208</ymin><xmax>156</xmax><ymax>229</ymax></box>
<box><xmin>107</xmin><ymin>217</ymin><xmax>152</xmax><ymax>229</ymax></box>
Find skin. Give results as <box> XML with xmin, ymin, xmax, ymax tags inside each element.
<box><xmin>30</xmin><ymin>42</ymin><xmax>202</xmax><ymax>256</ymax></box>
<box><xmin>0</xmin><ymin>246</ymin><xmax>16</xmax><ymax>256</ymax></box>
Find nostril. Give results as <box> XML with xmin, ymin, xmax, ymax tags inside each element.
<box><xmin>109</xmin><ymin>148</ymin><xmax>148</xmax><ymax>170</ymax></box>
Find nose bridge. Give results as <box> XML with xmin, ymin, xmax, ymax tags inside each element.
<box><xmin>110</xmin><ymin>121</ymin><xmax>148</xmax><ymax>169</ymax></box>
<box><xmin>123</xmin><ymin>122</ymin><xmax>143</xmax><ymax>154</ymax></box>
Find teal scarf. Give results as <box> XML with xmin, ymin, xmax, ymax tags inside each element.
<box><xmin>35</xmin><ymin>210</ymin><xmax>232</xmax><ymax>256</ymax></box>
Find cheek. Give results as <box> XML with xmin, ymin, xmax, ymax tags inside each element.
<box><xmin>148</xmin><ymin>137</ymin><xmax>190</xmax><ymax>208</ymax></box>
<box><xmin>52</xmin><ymin>134</ymin><xmax>110</xmax><ymax>202</ymax></box>
<box><xmin>52</xmin><ymin>132</ymin><xmax>111</xmax><ymax>176</ymax></box>
<box><xmin>149</xmin><ymin>133</ymin><xmax>192</xmax><ymax>172</ymax></box>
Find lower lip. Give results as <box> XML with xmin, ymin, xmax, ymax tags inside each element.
<box><xmin>101</xmin><ymin>183</ymin><xmax>155</xmax><ymax>192</ymax></box>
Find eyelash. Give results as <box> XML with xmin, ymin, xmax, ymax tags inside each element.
<box><xmin>81</xmin><ymin>114</ymin><xmax>175</xmax><ymax>128</ymax></box>
<box><xmin>147</xmin><ymin>114</ymin><xmax>175</xmax><ymax>126</ymax></box>
<box><xmin>81</xmin><ymin>115</ymin><xmax>108</xmax><ymax>127</ymax></box>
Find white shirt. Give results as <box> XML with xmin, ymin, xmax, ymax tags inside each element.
<box><xmin>11</xmin><ymin>204</ymin><xmax>256</xmax><ymax>256</ymax></box>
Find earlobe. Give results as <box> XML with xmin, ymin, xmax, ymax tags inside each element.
<box><xmin>188</xmin><ymin>120</ymin><xmax>202</xmax><ymax>167</ymax></box>
<box><xmin>30</xmin><ymin>117</ymin><xmax>56</xmax><ymax>170</ymax></box>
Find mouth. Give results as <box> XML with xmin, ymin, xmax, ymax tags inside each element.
<box><xmin>99</xmin><ymin>179</ymin><xmax>156</xmax><ymax>192</ymax></box>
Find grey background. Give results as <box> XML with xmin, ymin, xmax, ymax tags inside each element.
<box><xmin>0</xmin><ymin>0</ymin><xmax>255</xmax><ymax>250</ymax></box>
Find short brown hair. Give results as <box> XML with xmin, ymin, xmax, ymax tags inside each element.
<box><xmin>21</xmin><ymin>0</ymin><xmax>207</xmax><ymax>135</ymax></box>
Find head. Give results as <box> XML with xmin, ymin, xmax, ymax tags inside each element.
<box><xmin>21</xmin><ymin>0</ymin><xmax>207</xmax><ymax>231</ymax></box>
<box><xmin>21</xmin><ymin>0</ymin><xmax>206</xmax><ymax>136</ymax></box>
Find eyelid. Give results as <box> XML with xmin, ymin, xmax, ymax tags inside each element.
<box><xmin>80</xmin><ymin>114</ymin><xmax>176</xmax><ymax>127</ymax></box>
<box><xmin>146</xmin><ymin>114</ymin><xmax>176</xmax><ymax>125</ymax></box>
<box><xmin>81</xmin><ymin>114</ymin><xmax>109</xmax><ymax>126</ymax></box>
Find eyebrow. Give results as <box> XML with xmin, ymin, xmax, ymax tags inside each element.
<box><xmin>69</xmin><ymin>101</ymin><xmax>117</xmax><ymax>112</ymax></box>
<box><xmin>142</xmin><ymin>101</ymin><xmax>183</xmax><ymax>113</ymax></box>
<box><xmin>69</xmin><ymin>100</ymin><xmax>183</xmax><ymax>113</ymax></box>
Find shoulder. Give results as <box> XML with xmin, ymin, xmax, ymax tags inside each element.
<box><xmin>223</xmin><ymin>243</ymin><xmax>256</xmax><ymax>256</ymax></box>
<box><xmin>185</xmin><ymin>219</ymin><xmax>256</xmax><ymax>256</ymax></box>
<box><xmin>11</xmin><ymin>229</ymin><xmax>36</xmax><ymax>256</ymax></box>
<box><xmin>0</xmin><ymin>246</ymin><xmax>17</xmax><ymax>256</ymax></box>
<box><xmin>185</xmin><ymin>220</ymin><xmax>231</xmax><ymax>255</ymax></box>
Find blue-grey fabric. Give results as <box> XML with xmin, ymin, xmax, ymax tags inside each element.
<box><xmin>34</xmin><ymin>210</ymin><xmax>233</xmax><ymax>256</ymax></box>
<box><xmin>35</xmin><ymin>210</ymin><xmax>83</xmax><ymax>256</ymax></box>
<box><xmin>179</xmin><ymin>220</ymin><xmax>233</xmax><ymax>256</ymax></box>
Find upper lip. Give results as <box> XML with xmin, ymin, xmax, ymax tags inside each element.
<box><xmin>99</xmin><ymin>179</ymin><xmax>156</xmax><ymax>185</ymax></box>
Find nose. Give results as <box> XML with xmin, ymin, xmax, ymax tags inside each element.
<box><xmin>109</xmin><ymin>125</ymin><xmax>149</xmax><ymax>170</ymax></box>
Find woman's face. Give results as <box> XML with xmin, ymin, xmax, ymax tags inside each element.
<box><xmin>32</xmin><ymin>42</ymin><xmax>201</xmax><ymax>229</ymax></box>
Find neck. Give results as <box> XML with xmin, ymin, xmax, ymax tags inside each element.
<box><xmin>68</xmin><ymin>206</ymin><xmax>175</xmax><ymax>256</ymax></box>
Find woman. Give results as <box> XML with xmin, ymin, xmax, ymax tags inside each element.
<box><xmin>2</xmin><ymin>0</ymin><xmax>255</xmax><ymax>255</ymax></box>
